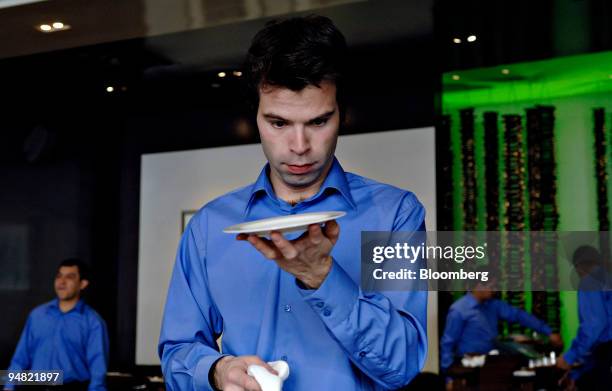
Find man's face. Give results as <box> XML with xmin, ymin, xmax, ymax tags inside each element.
<box><xmin>256</xmin><ymin>81</ymin><xmax>340</xmax><ymax>192</ymax></box>
<box><xmin>54</xmin><ymin>266</ymin><xmax>87</xmax><ymax>301</ymax></box>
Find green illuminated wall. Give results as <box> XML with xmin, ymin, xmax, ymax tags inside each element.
<box><xmin>443</xmin><ymin>51</ymin><xmax>612</xmax><ymax>346</ymax></box>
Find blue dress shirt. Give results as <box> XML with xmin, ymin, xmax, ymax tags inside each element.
<box><xmin>440</xmin><ymin>293</ymin><xmax>552</xmax><ymax>371</ymax></box>
<box><xmin>158</xmin><ymin>158</ymin><xmax>428</xmax><ymax>391</ymax></box>
<box><xmin>8</xmin><ymin>299</ymin><xmax>109</xmax><ymax>391</ymax></box>
<box><xmin>564</xmin><ymin>268</ymin><xmax>612</xmax><ymax>368</ymax></box>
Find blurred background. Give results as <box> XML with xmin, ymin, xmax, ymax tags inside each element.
<box><xmin>0</xmin><ymin>0</ymin><xmax>610</xmax><ymax>390</ymax></box>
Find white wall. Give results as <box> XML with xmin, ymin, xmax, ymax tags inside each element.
<box><xmin>137</xmin><ymin>127</ymin><xmax>438</xmax><ymax>372</ymax></box>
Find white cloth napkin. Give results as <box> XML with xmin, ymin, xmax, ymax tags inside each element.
<box><xmin>247</xmin><ymin>360</ymin><xmax>290</xmax><ymax>391</ymax></box>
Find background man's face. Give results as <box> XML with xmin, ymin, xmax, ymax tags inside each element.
<box><xmin>256</xmin><ymin>81</ymin><xmax>340</xmax><ymax>191</ymax></box>
<box><xmin>54</xmin><ymin>265</ymin><xmax>87</xmax><ymax>301</ymax></box>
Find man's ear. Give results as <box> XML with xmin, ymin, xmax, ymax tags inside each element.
<box><xmin>80</xmin><ymin>279</ymin><xmax>90</xmax><ymax>290</ymax></box>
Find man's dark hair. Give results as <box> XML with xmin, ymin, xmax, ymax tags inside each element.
<box><xmin>244</xmin><ymin>15</ymin><xmax>348</xmax><ymax>118</ymax></box>
<box><xmin>57</xmin><ymin>258</ymin><xmax>91</xmax><ymax>281</ymax></box>
<box><xmin>572</xmin><ymin>245</ymin><xmax>601</xmax><ymax>268</ymax></box>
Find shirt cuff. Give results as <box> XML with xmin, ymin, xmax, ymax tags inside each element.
<box><xmin>194</xmin><ymin>354</ymin><xmax>228</xmax><ymax>391</ymax></box>
<box><xmin>297</xmin><ymin>259</ymin><xmax>359</xmax><ymax>329</ymax></box>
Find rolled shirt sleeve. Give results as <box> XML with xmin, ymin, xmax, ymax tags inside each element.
<box><xmin>158</xmin><ymin>213</ymin><xmax>225</xmax><ymax>391</ymax></box>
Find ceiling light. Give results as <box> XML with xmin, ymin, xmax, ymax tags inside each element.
<box><xmin>467</xmin><ymin>35</ymin><xmax>477</xmax><ymax>42</ymax></box>
<box><xmin>37</xmin><ymin>21</ymin><xmax>70</xmax><ymax>33</ymax></box>
<box><xmin>233</xmin><ymin>71</ymin><xmax>242</xmax><ymax>77</ymax></box>
<box><xmin>453</xmin><ymin>38</ymin><xmax>461</xmax><ymax>44</ymax></box>
<box><xmin>106</xmin><ymin>86</ymin><xmax>114</xmax><ymax>93</ymax></box>
<box><xmin>501</xmin><ymin>69</ymin><xmax>510</xmax><ymax>75</ymax></box>
<box><xmin>452</xmin><ymin>74</ymin><xmax>460</xmax><ymax>81</ymax></box>
<box><xmin>218</xmin><ymin>72</ymin><xmax>226</xmax><ymax>78</ymax></box>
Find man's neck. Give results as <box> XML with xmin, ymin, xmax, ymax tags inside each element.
<box><xmin>59</xmin><ymin>297</ymin><xmax>79</xmax><ymax>313</ymax></box>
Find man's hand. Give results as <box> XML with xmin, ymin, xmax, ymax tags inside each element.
<box><xmin>549</xmin><ymin>333</ymin><xmax>563</xmax><ymax>348</ymax></box>
<box><xmin>556</xmin><ymin>354</ymin><xmax>572</xmax><ymax>370</ymax></box>
<box><xmin>237</xmin><ymin>220</ymin><xmax>340</xmax><ymax>289</ymax></box>
<box><xmin>213</xmin><ymin>355</ymin><xmax>276</xmax><ymax>391</ymax></box>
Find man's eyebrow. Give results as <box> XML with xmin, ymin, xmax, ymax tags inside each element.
<box><xmin>262</xmin><ymin>113</ymin><xmax>289</xmax><ymax>121</ymax></box>
<box><xmin>307</xmin><ymin>110</ymin><xmax>336</xmax><ymax>123</ymax></box>
<box><xmin>262</xmin><ymin>110</ymin><xmax>336</xmax><ymax>123</ymax></box>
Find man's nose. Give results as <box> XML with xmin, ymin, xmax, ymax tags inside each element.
<box><xmin>290</xmin><ymin>127</ymin><xmax>310</xmax><ymax>155</ymax></box>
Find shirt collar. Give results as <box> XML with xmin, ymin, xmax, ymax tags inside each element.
<box><xmin>244</xmin><ymin>157</ymin><xmax>357</xmax><ymax>216</ymax></box>
<box><xmin>50</xmin><ymin>298</ymin><xmax>85</xmax><ymax>314</ymax></box>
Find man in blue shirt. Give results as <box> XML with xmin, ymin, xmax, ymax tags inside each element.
<box><xmin>6</xmin><ymin>259</ymin><xmax>109</xmax><ymax>391</ymax></box>
<box><xmin>440</xmin><ymin>276</ymin><xmax>562</xmax><ymax>373</ymax></box>
<box><xmin>556</xmin><ymin>246</ymin><xmax>612</xmax><ymax>389</ymax></box>
<box><xmin>158</xmin><ymin>15</ymin><xmax>428</xmax><ymax>391</ymax></box>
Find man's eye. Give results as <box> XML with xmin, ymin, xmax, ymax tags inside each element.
<box><xmin>271</xmin><ymin>121</ymin><xmax>286</xmax><ymax>128</ymax></box>
<box><xmin>312</xmin><ymin>118</ymin><xmax>328</xmax><ymax>127</ymax></box>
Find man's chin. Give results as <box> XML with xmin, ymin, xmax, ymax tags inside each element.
<box><xmin>282</xmin><ymin>172</ymin><xmax>320</xmax><ymax>188</ymax></box>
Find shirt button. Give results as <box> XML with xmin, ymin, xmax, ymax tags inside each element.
<box><xmin>323</xmin><ymin>308</ymin><xmax>331</xmax><ymax>317</ymax></box>
<box><xmin>281</xmin><ymin>355</ymin><xmax>288</xmax><ymax>361</ymax></box>
<box><xmin>316</xmin><ymin>302</ymin><xmax>324</xmax><ymax>308</ymax></box>
<box><xmin>284</xmin><ymin>304</ymin><xmax>291</xmax><ymax>312</ymax></box>
<box><xmin>359</xmin><ymin>351</ymin><xmax>366</xmax><ymax>358</ymax></box>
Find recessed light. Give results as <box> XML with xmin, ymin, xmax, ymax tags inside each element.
<box><xmin>453</xmin><ymin>38</ymin><xmax>461</xmax><ymax>44</ymax></box>
<box><xmin>467</xmin><ymin>35</ymin><xmax>477</xmax><ymax>42</ymax></box>
<box><xmin>37</xmin><ymin>21</ymin><xmax>70</xmax><ymax>33</ymax></box>
<box><xmin>218</xmin><ymin>72</ymin><xmax>226</xmax><ymax>78</ymax></box>
<box><xmin>233</xmin><ymin>71</ymin><xmax>242</xmax><ymax>77</ymax></box>
<box><xmin>106</xmin><ymin>86</ymin><xmax>114</xmax><ymax>93</ymax></box>
<box><xmin>452</xmin><ymin>74</ymin><xmax>460</xmax><ymax>81</ymax></box>
<box><xmin>501</xmin><ymin>69</ymin><xmax>510</xmax><ymax>75</ymax></box>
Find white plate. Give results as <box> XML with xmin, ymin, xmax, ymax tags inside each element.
<box><xmin>223</xmin><ymin>211</ymin><xmax>346</xmax><ymax>236</ymax></box>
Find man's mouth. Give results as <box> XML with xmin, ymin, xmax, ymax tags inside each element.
<box><xmin>286</xmin><ymin>163</ymin><xmax>314</xmax><ymax>174</ymax></box>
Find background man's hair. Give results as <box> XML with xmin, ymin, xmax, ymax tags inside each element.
<box><xmin>470</xmin><ymin>264</ymin><xmax>499</xmax><ymax>290</ymax></box>
<box><xmin>572</xmin><ymin>245</ymin><xmax>601</xmax><ymax>268</ymax></box>
<box><xmin>244</xmin><ymin>15</ymin><xmax>348</xmax><ymax>118</ymax></box>
<box><xmin>58</xmin><ymin>258</ymin><xmax>91</xmax><ymax>282</ymax></box>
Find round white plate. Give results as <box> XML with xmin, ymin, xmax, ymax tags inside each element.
<box><xmin>223</xmin><ymin>211</ymin><xmax>346</xmax><ymax>236</ymax></box>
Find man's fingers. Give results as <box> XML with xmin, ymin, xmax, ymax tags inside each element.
<box><xmin>241</xmin><ymin>375</ymin><xmax>263</xmax><ymax>391</ymax></box>
<box><xmin>308</xmin><ymin>224</ymin><xmax>324</xmax><ymax>244</ymax></box>
<box><xmin>227</xmin><ymin>368</ymin><xmax>262</xmax><ymax>391</ymax></box>
<box><xmin>242</xmin><ymin>355</ymin><xmax>278</xmax><ymax>375</ymax></box>
<box><xmin>324</xmin><ymin>220</ymin><xmax>340</xmax><ymax>244</ymax></box>
<box><xmin>247</xmin><ymin>235</ymin><xmax>279</xmax><ymax>259</ymax></box>
<box><xmin>270</xmin><ymin>231</ymin><xmax>298</xmax><ymax>259</ymax></box>
<box><xmin>236</xmin><ymin>233</ymin><xmax>248</xmax><ymax>241</ymax></box>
